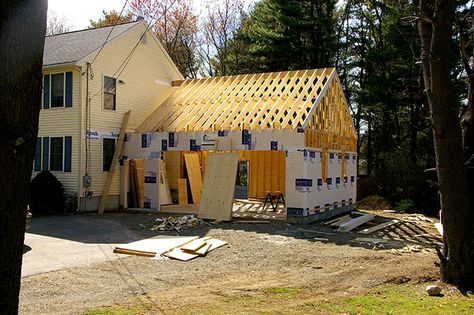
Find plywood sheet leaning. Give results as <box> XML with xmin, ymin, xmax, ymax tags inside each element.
<box><xmin>198</xmin><ymin>153</ymin><xmax>239</xmax><ymax>221</ymax></box>
<box><xmin>98</xmin><ymin>110</ymin><xmax>130</xmax><ymax>213</ymax></box>
<box><xmin>163</xmin><ymin>151</ymin><xmax>181</xmax><ymax>190</ymax></box>
<box><xmin>132</xmin><ymin>159</ymin><xmax>145</xmax><ymax>208</ymax></box>
<box><xmin>159</xmin><ymin>160</ymin><xmax>172</xmax><ymax>205</ymax></box>
<box><xmin>178</xmin><ymin>178</ymin><xmax>188</xmax><ymax>205</ymax></box>
<box><xmin>184</xmin><ymin>153</ymin><xmax>203</xmax><ymax>204</ymax></box>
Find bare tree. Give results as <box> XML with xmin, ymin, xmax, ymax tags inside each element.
<box><xmin>200</xmin><ymin>0</ymin><xmax>245</xmax><ymax>76</ymax></box>
<box><xmin>0</xmin><ymin>0</ymin><xmax>48</xmax><ymax>313</ymax></box>
<box><xmin>129</xmin><ymin>0</ymin><xmax>199</xmax><ymax>78</ymax></box>
<box><xmin>47</xmin><ymin>10</ymin><xmax>71</xmax><ymax>35</ymax></box>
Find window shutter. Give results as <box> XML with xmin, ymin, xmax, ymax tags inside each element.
<box><xmin>65</xmin><ymin>72</ymin><xmax>73</xmax><ymax>107</ymax></box>
<box><xmin>34</xmin><ymin>137</ymin><xmax>41</xmax><ymax>171</ymax></box>
<box><xmin>42</xmin><ymin>137</ymin><xmax>49</xmax><ymax>170</ymax></box>
<box><xmin>43</xmin><ymin>75</ymin><xmax>50</xmax><ymax>109</ymax></box>
<box><xmin>64</xmin><ymin>136</ymin><xmax>72</xmax><ymax>172</ymax></box>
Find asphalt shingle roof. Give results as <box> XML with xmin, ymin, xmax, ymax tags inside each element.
<box><xmin>43</xmin><ymin>21</ymin><xmax>141</xmax><ymax>66</ymax></box>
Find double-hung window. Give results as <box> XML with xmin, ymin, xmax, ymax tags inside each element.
<box><xmin>50</xmin><ymin>137</ymin><xmax>64</xmax><ymax>171</ymax></box>
<box><xmin>103</xmin><ymin>76</ymin><xmax>117</xmax><ymax>110</ymax></box>
<box><xmin>43</xmin><ymin>72</ymin><xmax>73</xmax><ymax>108</ymax></box>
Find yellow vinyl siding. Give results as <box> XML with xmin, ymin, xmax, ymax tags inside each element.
<box><xmin>35</xmin><ymin>67</ymin><xmax>81</xmax><ymax>192</ymax></box>
<box><xmin>79</xmin><ymin>22</ymin><xmax>182</xmax><ymax>197</ymax></box>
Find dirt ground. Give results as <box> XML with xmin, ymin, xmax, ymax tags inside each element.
<box><xmin>19</xmin><ymin>210</ymin><xmax>442</xmax><ymax>315</ymax></box>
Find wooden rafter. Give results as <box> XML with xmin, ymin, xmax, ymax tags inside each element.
<box><xmin>136</xmin><ymin>68</ymin><xmax>357</xmax><ymax>151</ymax></box>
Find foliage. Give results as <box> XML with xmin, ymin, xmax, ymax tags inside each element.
<box><xmin>224</xmin><ymin>0</ymin><xmax>337</xmax><ymax>73</ymax></box>
<box><xmin>29</xmin><ymin>171</ymin><xmax>65</xmax><ymax>215</ymax></box>
<box><xmin>89</xmin><ymin>10</ymin><xmax>133</xmax><ymax>28</ymax></box>
<box><xmin>394</xmin><ymin>198</ymin><xmax>415</xmax><ymax>213</ymax></box>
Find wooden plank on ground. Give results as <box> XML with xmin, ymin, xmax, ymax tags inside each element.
<box><xmin>178</xmin><ymin>178</ymin><xmax>188</xmax><ymax>205</ymax></box>
<box><xmin>98</xmin><ymin>110</ymin><xmax>130</xmax><ymax>213</ymax></box>
<box><xmin>113</xmin><ymin>236</ymin><xmax>198</xmax><ymax>257</ymax></box>
<box><xmin>184</xmin><ymin>153</ymin><xmax>202</xmax><ymax>204</ymax></box>
<box><xmin>358</xmin><ymin>219</ymin><xmax>400</xmax><ymax>235</ymax></box>
<box><xmin>164</xmin><ymin>248</ymin><xmax>199</xmax><ymax>261</ymax></box>
<box><xmin>337</xmin><ymin>214</ymin><xmax>375</xmax><ymax>233</ymax></box>
<box><xmin>181</xmin><ymin>237</ymin><xmax>210</xmax><ymax>252</ymax></box>
<box><xmin>198</xmin><ymin>153</ymin><xmax>239</xmax><ymax>221</ymax></box>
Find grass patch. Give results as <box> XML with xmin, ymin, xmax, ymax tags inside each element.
<box><xmin>83</xmin><ymin>284</ymin><xmax>473</xmax><ymax>315</ymax></box>
<box><xmin>83</xmin><ymin>301</ymin><xmax>153</xmax><ymax>315</ymax></box>
<box><xmin>313</xmin><ymin>284</ymin><xmax>473</xmax><ymax>315</ymax></box>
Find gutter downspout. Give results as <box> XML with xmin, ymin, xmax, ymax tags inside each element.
<box><xmin>76</xmin><ymin>65</ymin><xmax>83</xmax><ymax>212</ymax></box>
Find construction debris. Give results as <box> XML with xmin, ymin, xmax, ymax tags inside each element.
<box><xmin>114</xmin><ymin>236</ymin><xmax>227</xmax><ymax>262</ymax></box>
<box><xmin>337</xmin><ymin>214</ymin><xmax>375</xmax><ymax>233</ymax></box>
<box><xmin>150</xmin><ymin>215</ymin><xmax>201</xmax><ymax>232</ymax></box>
<box><xmin>358</xmin><ymin>219</ymin><xmax>400</xmax><ymax>235</ymax></box>
<box><xmin>403</xmin><ymin>214</ymin><xmax>434</xmax><ymax>223</ymax></box>
<box><xmin>298</xmin><ymin>228</ymin><xmax>335</xmax><ymax>236</ymax></box>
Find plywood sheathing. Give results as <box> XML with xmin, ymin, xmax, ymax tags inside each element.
<box><xmin>136</xmin><ymin>69</ymin><xmax>357</xmax><ymax>152</ymax></box>
<box><xmin>178</xmin><ymin>150</ymin><xmax>285</xmax><ymax>200</ymax></box>
<box><xmin>198</xmin><ymin>153</ymin><xmax>239</xmax><ymax>221</ymax></box>
<box><xmin>184</xmin><ymin>153</ymin><xmax>202</xmax><ymax>204</ymax></box>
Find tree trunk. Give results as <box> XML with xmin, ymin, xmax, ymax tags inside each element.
<box><xmin>0</xmin><ymin>1</ymin><xmax>47</xmax><ymax>313</ymax></box>
<box><xmin>419</xmin><ymin>0</ymin><xmax>474</xmax><ymax>290</ymax></box>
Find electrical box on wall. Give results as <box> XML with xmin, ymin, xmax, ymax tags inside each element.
<box><xmin>83</xmin><ymin>175</ymin><xmax>92</xmax><ymax>188</ymax></box>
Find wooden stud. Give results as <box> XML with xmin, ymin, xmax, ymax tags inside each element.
<box><xmin>98</xmin><ymin>110</ymin><xmax>130</xmax><ymax>213</ymax></box>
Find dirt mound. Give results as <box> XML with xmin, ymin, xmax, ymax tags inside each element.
<box><xmin>357</xmin><ymin>195</ymin><xmax>391</xmax><ymax>210</ymax></box>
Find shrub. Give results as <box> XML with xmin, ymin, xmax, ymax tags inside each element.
<box><xmin>30</xmin><ymin>171</ymin><xmax>65</xmax><ymax>214</ymax></box>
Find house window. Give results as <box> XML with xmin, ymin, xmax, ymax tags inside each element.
<box><xmin>51</xmin><ymin>73</ymin><xmax>64</xmax><ymax>107</ymax></box>
<box><xmin>50</xmin><ymin>137</ymin><xmax>64</xmax><ymax>171</ymax></box>
<box><xmin>103</xmin><ymin>76</ymin><xmax>117</xmax><ymax>110</ymax></box>
<box><xmin>43</xmin><ymin>72</ymin><xmax>72</xmax><ymax>108</ymax></box>
<box><xmin>103</xmin><ymin>138</ymin><xmax>116</xmax><ymax>171</ymax></box>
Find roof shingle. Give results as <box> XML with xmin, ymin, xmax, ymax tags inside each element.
<box><xmin>43</xmin><ymin>21</ymin><xmax>141</xmax><ymax>66</ymax></box>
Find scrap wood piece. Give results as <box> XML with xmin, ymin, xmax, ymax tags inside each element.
<box><xmin>181</xmin><ymin>237</ymin><xmax>210</xmax><ymax>252</ymax></box>
<box><xmin>298</xmin><ymin>228</ymin><xmax>335</xmax><ymax>236</ymax></box>
<box><xmin>184</xmin><ymin>153</ymin><xmax>203</xmax><ymax>204</ymax></box>
<box><xmin>323</xmin><ymin>214</ymin><xmax>352</xmax><ymax>225</ymax></box>
<box><xmin>358</xmin><ymin>219</ymin><xmax>400</xmax><ymax>235</ymax></box>
<box><xmin>113</xmin><ymin>236</ymin><xmax>199</xmax><ymax>257</ymax></box>
<box><xmin>331</xmin><ymin>215</ymin><xmax>354</xmax><ymax>227</ymax></box>
<box><xmin>164</xmin><ymin>248</ymin><xmax>199</xmax><ymax>261</ymax></box>
<box><xmin>194</xmin><ymin>243</ymin><xmax>212</xmax><ymax>256</ymax></box>
<box><xmin>434</xmin><ymin>222</ymin><xmax>443</xmax><ymax>236</ymax></box>
<box><xmin>353</xmin><ymin>237</ymin><xmax>389</xmax><ymax>244</ymax></box>
<box><xmin>198</xmin><ymin>153</ymin><xmax>239</xmax><ymax>221</ymax></box>
<box><xmin>337</xmin><ymin>214</ymin><xmax>375</xmax><ymax>232</ymax></box>
<box><xmin>164</xmin><ymin>238</ymin><xmax>228</xmax><ymax>261</ymax></box>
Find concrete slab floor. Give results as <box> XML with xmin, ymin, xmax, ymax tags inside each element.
<box><xmin>22</xmin><ymin>215</ymin><xmax>144</xmax><ymax>277</ymax></box>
